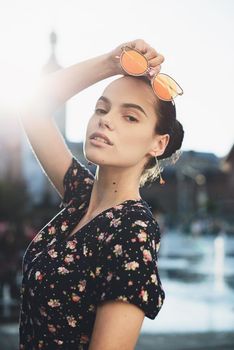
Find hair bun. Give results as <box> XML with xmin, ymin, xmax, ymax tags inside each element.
<box><xmin>159</xmin><ymin>119</ymin><xmax>184</xmax><ymax>160</ymax></box>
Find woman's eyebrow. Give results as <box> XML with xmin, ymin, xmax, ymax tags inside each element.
<box><xmin>97</xmin><ymin>96</ymin><xmax>148</xmax><ymax>118</ymax></box>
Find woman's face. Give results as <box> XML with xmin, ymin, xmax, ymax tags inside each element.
<box><xmin>84</xmin><ymin>76</ymin><xmax>167</xmax><ymax>171</ymax></box>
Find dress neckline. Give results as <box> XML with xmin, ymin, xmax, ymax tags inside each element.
<box><xmin>63</xmin><ymin>198</ymin><xmax>145</xmax><ymax>242</ymax></box>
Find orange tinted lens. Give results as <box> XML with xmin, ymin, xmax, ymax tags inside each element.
<box><xmin>120</xmin><ymin>49</ymin><xmax>148</xmax><ymax>75</ymax></box>
<box><xmin>152</xmin><ymin>74</ymin><xmax>182</xmax><ymax>101</ymax></box>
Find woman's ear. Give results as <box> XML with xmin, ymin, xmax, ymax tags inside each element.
<box><xmin>158</xmin><ymin>133</ymin><xmax>170</xmax><ymax>156</ymax></box>
<box><xmin>149</xmin><ymin>133</ymin><xmax>170</xmax><ymax>158</ymax></box>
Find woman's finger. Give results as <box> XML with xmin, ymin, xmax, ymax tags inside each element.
<box><xmin>147</xmin><ymin>64</ymin><xmax>162</xmax><ymax>78</ymax></box>
<box><xmin>143</xmin><ymin>47</ymin><xmax>159</xmax><ymax>60</ymax></box>
<box><xmin>128</xmin><ymin>39</ymin><xmax>150</xmax><ymax>54</ymax></box>
<box><xmin>148</xmin><ymin>54</ymin><xmax>165</xmax><ymax>67</ymax></box>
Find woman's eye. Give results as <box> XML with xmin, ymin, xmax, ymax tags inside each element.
<box><xmin>125</xmin><ymin>115</ymin><xmax>138</xmax><ymax>123</ymax></box>
<box><xmin>95</xmin><ymin>108</ymin><xmax>106</xmax><ymax>114</ymax></box>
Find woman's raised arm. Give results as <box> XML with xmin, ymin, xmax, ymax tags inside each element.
<box><xmin>18</xmin><ymin>52</ymin><xmax>117</xmax><ymax>200</ymax></box>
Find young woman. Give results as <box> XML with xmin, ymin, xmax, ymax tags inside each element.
<box><xmin>19</xmin><ymin>38</ymin><xmax>184</xmax><ymax>349</ymax></box>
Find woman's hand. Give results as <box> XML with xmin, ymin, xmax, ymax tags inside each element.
<box><xmin>107</xmin><ymin>38</ymin><xmax>165</xmax><ymax>79</ymax></box>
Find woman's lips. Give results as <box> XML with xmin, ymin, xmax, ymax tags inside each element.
<box><xmin>89</xmin><ymin>138</ymin><xmax>113</xmax><ymax>147</ymax></box>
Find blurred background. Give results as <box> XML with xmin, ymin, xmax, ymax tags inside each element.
<box><xmin>0</xmin><ymin>0</ymin><xmax>234</xmax><ymax>349</ymax></box>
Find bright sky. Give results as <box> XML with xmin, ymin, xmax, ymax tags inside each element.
<box><xmin>0</xmin><ymin>0</ymin><xmax>233</xmax><ymax>157</ymax></box>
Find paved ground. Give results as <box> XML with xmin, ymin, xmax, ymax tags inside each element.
<box><xmin>136</xmin><ymin>332</ymin><xmax>234</xmax><ymax>350</ymax></box>
<box><xmin>0</xmin><ymin>324</ymin><xmax>234</xmax><ymax>350</ymax></box>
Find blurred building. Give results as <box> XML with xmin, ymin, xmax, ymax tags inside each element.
<box><xmin>0</xmin><ymin>114</ymin><xmax>22</xmax><ymax>181</ymax></box>
<box><xmin>1</xmin><ymin>31</ymin><xmax>69</xmax><ymax>205</ymax></box>
<box><xmin>142</xmin><ymin>149</ymin><xmax>234</xmax><ymax>225</ymax></box>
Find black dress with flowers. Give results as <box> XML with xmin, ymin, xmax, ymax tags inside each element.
<box><xmin>19</xmin><ymin>156</ymin><xmax>165</xmax><ymax>350</ymax></box>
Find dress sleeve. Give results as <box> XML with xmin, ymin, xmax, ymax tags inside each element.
<box><xmin>59</xmin><ymin>156</ymin><xmax>95</xmax><ymax>208</ymax></box>
<box><xmin>95</xmin><ymin>209</ymin><xmax>165</xmax><ymax>320</ymax></box>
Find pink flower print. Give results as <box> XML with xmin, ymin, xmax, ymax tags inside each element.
<box><xmin>83</xmin><ymin>244</ymin><xmax>88</xmax><ymax>256</ymax></box>
<box><xmin>34</xmin><ymin>233</ymin><xmax>42</xmax><ymax>243</ymax></box>
<box><xmin>48</xmin><ymin>249</ymin><xmax>58</xmax><ymax>258</ymax></box>
<box><xmin>39</xmin><ymin>306</ymin><xmax>47</xmax><ymax>317</ymax></box>
<box><xmin>80</xmin><ymin>334</ymin><xmax>90</xmax><ymax>344</ymax></box>
<box><xmin>48</xmin><ymin>237</ymin><xmax>57</xmax><ymax>246</ymax></box>
<box><xmin>73</xmin><ymin>168</ymin><xmax>78</xmax><ymax>176</ymax></box>
<box><xmin>67</xmin><ymin>315</ymin><xmax>77</xmax><ymax>327</ymax></box>
<box><xmin>71</xmin><ymin>293</ymin><xmax>80</xmax><ymax>302</ymax></box>
<box><xmin>89</xmin><ymin>304</ymin><xmax>95</xmax><ymax>312</ymax></box>
<box><xmin>114</xmin><ymin>204</ymin><xmax>124</xmax><ymax>210</ymax></box>
<box><xmin>133</xmin><ymin>220</ymin><xmax>148</xmax><ymax>228</ymax></box>
<box><xmin>64</xmin><ymin>254</ymin><xmax>74</xmax><ymax>264</ymax></box>
<box><xmin>106</xmin><ymin>211</ymin><xmax>114</xmax><ymax>219</ymax></box>
<box><xmin>48</xmin><ymin>225</ymin><xmax>56</xmax><ymax>235</ymax></box>
<box><xmin>68</xmin><ymin>206</ymin><xmax>76</xmax><ymax>213</ymax></box>
<box><xmin>158</xmin><ymin>294</ymin><xmax>163</xmax><ymax>307</ymax></box>
<box><xmin>100</xmin><ymin>291</ymin><xmax>106</xmax><ymax>299</ymax></box>
<box><xmin>106</xmin><ymin>233</ymin><xmax>114</xmax><ymax>243</ymax></box>
<box><xmin>97</xmin><ymin>232</ymin><xmax>105</xmax><ymax>241</ymax></box>
<box><xmin>110</xmin><ymin>217</ymin><xmax>122</xmax><ymax>228</ymax></box>
<box><xmin>117</xmin><ymin>295</ymin><xmax>128</xmax><ymax>302</ymax></box>
<box><xmin>29</xmin><ymin>288</ymin><xmax>35</xmax><ymax>297</ymax></box>
<box><xmin>53</xmin><ymin>339</ymin><xmax>63</xmax><ymax>345</ymax></box>
<box><xmin>35</xmin><ymin>271</ymin><xmax>43</xmax><ymax>281</ymax></box>
<box><xmin>78</xmin><ymin>202</ymin><xmax>87</xmax><ymax>211</ymax></box>
<box><xmin>150</xmin><ymin>273</ymin><xmax>158</xmax><ymax>285</ymax></box>
<box><xmin>113</xmin><ymin>244</ymin><xmax>123</xmax><ymax>256</ymax></box>
<box><xmin>66</xmin><ymin>240</ymin><xmax>77</xmax><ymax>250</ymax></box>
<box><xmin>139</xmin><ymin>289</ymin><xmax>149</xmax><ymax>302</ymax></box>
<box><xmin>78</xmin><ymin>280</ymin><xmax>86</xmax><ymax>292</ymax></box>
<box><xmin>48</xmin><ymin>324</ymin><xmax>56</xmax><ymax>333</ymax></box>
<box><xmin>143</xmin><ymin>249</ymin><xmax>152</xmax><ymax>262</ymax></box>
<box><xmin>90</xmin><ymin>270</ymin><xmax>96</xmax><ymax>278</ymax></box>
<box><xmin>156</xmin><ymin>241</ymin><xmax>160</xmax><ymax>253</ymax></box>
<box><xmin>61</xmin><ymin>220</ymin><xmax>69</xmax><ymax>232</ymax></box>
<box><xmin>138</xmin><ymin>230</ymin><xmax>147</xmax><ymax>242</ymax></box>
<box><xmin>57</xmin><ymin>266</ymin><xmax>70</xmax><ymax>274</ymax></box>
<box><xmin>95</xmin><ymin>267</ymin><xmax>101</xmax><ymax>276</ymax></box>
<box><xmin>85</xmin><ymin>177</ymin><xmax>94</xmax><ymax>185</ymax></box>
<box><xmin>106</xmin><ymin>271</ymin><xmax>113</xmax><ymax>282</ymax></box>
<box><xmin>88</xmin><ymin>249</ymin><xmax>93</xmax><ymax>257</ymax></box>
<box><xmin>128</xmin><ymin>280</ymin><xmax>134</xmax><ymax>286</ymax></box>
<box><xmin>133</xmin><ymin>202</ymin><xmax>144</xmax><ymax>208</ymax></box>
<box><xmin>125</xmin><ymin>261</ymin><xmax>139</xmax><ymax>270</ymax></box>
<box><xmin>48</xmin><ymin>299</ymin><xmax>61</xmax><ymax>308</ymax></box>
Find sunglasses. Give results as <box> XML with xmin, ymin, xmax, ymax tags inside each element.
<box><xmin>117</xmin><ymin>46</ymin><xmax>183</xmax><ymax>102</ymax></box>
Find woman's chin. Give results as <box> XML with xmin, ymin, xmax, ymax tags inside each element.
<box><xmin>84</xmin><ymin>151</ymin><xmax>109</xmax><ymax>166</ymax></box>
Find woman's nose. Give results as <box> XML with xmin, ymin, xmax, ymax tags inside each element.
<box><xmin>99</xmin><ymin>115</ymin><xmax>112</xmax><ymax>128</ymax></box>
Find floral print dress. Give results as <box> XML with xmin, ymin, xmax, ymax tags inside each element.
<box><xmin>19</xmin><ymin>156</ymin><xmax>165</xmax><ymax>349</ymax></box>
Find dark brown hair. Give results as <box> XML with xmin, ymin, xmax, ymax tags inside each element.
<box><xmin>136</xmin><ymin>76</ymin><xmax>184</xmax><ymax>187</ymax></box>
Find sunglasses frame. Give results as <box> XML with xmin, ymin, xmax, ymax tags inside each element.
<box><xmin>119</xmin><ymin>45</ymin><xmax>184</xmax><ymax>102</ymax></box>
